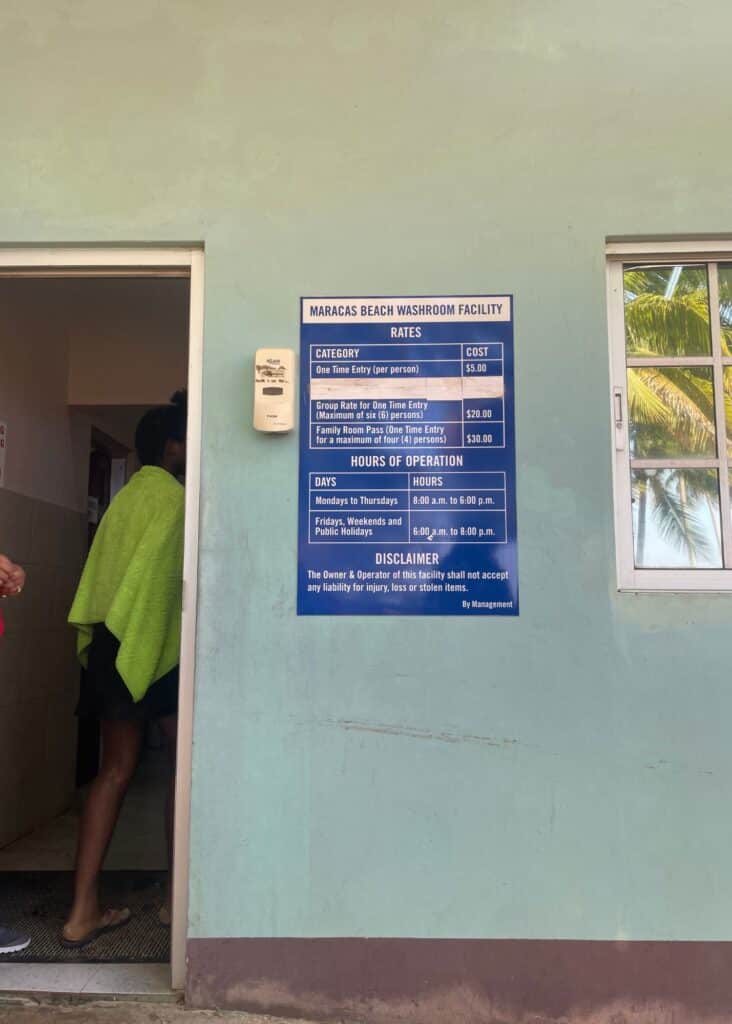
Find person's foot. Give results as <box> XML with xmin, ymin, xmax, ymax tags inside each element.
<box><xmin>61</xmin><ymin>908</ymin><xmax>131</xmax><ymax>949</ymax></box>
<box><xmin>0</xmin><ymin>926</ymin><xmax>31</xmax><ymax>954</ymax></box>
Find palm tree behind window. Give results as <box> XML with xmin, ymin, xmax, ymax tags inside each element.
<box><xmin>624</xmin><ymin>265</ymin><xmax>728</xmax><ymax>567</ymax></box>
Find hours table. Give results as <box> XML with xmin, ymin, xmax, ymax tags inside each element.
<box><xmin>309</xmin><ymin>471</ymin><xmax>507</xmax><ymax>544</ymax></box>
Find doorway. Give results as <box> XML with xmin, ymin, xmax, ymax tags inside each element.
<box><xmin>0</xmin><ymin>248</ymin><xmax>203</xmax><ymax>996</ymax></box>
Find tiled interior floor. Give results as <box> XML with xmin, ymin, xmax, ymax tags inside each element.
<box><xmin>0</xmin><ymin>742</ymin><xmax>171</xmax><ymax>996</ymax></box>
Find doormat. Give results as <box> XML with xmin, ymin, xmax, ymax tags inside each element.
<box><xmin>0</xmin><ymin>871</ymin><xmax>170</xmax><ymax>963</ymax></box>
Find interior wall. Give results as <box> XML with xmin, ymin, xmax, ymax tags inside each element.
<box><xmin>0</xmin><ymin>280</ymin><xmax>86</xmax><ymax>845</ymax></box>
<box><xmin>66</xmin><ymin>277</ymin><xmax>190</xmax><ymax>406</ymax></box>
<box><xmin>0</xmin><ymin>280</ymin><xmax>89</xmax><ymax>512</ymax></box>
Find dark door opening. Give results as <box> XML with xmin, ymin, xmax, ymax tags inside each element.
<box><xmin>0</xmin><ymin>273</ymin><xmax>190</xmax><ymax>971</ymax></box>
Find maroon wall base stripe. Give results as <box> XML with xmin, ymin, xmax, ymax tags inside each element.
<box><xmin>186</xmin><ymin>938</ymin><xmax>732</xmax><ymax>1023</ymax></box>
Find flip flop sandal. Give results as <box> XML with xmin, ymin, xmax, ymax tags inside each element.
<box><xmin>59</xmin><ymin>908</ymin><xmax>132</xmax><ymax>950</ymax></box>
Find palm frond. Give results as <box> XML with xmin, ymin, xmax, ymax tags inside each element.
<box><xmin>627</xmin><ymin>369</ymin><xmax>672</xmax><ymax>426</ymax></box>
<box><xmin>662</xmin><ymin>367</ymin><xmax>715</xmax><ymax>421</ymax></box>
<box><xmin>668</xmin><ymin>468</ymin><xmax>718</xmax><ymax>502</ymax></box>
<box><xmin>631</xmin><ymin>368</ymin><xmax>716</xmax><ymax>455</ymax></box>
<box><xmin>625</xmin><ymin>292</ymin><xmax>710</xmax><ymax>356</ymax></box>
<box><xmin>719</xmin><ymin>267</ymin><xmax>732</xmax><ymax>310</ymax></box>
<box><xmin>647</xmin><ymin>474</ymin><xmax>711</xmax><ymax>558</ymax></box>
<box><xmin>624</xmin><ymin>266</ymin><xmax>708</xmax><ymax>301</ymax></box>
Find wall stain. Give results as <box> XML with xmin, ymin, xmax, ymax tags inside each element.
<box><xmin>645</xmin><ymin>759</ymin><xmax>714</xmax><ymax>776</ymax></box>
<box><xmin>332</xmin><ymin>718</ymin><xmax>518</xmax><ymax>748</ymax></box>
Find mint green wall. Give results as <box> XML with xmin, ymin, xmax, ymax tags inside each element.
<box><xmin>2</xmin><ymin>0</ymin><xmax>732</xmax><ymax>942</ymax></box>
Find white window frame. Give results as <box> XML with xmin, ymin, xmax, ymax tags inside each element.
<box><xmin>607</xmin><ymin>239</ymin><xmax>732</xmax><ymax>592</ymax></box>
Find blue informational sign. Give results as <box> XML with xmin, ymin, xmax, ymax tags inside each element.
<box><xmin>297</xmin><ymin>296</ymin><xmax>518</xmax><ymax>615</ymax></box>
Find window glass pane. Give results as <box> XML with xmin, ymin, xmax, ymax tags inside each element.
<box><xmin>624</xmin><ymin>264</ymin><xmax>711</xmax><ymax>356</ymax></box>
<box><xmin>632</xmin><ymin>469</ymin><xmax>722</xmax><ymax>568</ymax></box>
<box><xmin>627</xmin><ymin>366</ymin><xmax>717</xmax><ymax>458</ymax></box>
<box><xmin>719</xmin><ymin>264</ymin><xmax>732</xmax><ymax>356</ymax></box>
<box><xmin>723</xmin><ymin>367</ymin><xmax>732</xmax><ymax>456</ymax></box>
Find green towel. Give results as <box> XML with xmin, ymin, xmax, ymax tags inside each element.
<box><xmin>68</xmin><ymin>465</ymin><xmax>185</xmax><ymax>703</ymax></box>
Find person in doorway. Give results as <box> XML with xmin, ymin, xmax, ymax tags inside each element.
<box><xmin>0</xmin><ymin>553</ymin><xmax>32</xmax><ymax>955</ymax></box>
<box><xmin>62</xmin><ymin>391</ymin><xmax>187</xmax><ymax>949</ymax></box>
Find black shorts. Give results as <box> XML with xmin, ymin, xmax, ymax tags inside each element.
<box><xmin>76</xmin><ymin>624</ymin><xmax>179</xmax><ymax>722</ymax></box>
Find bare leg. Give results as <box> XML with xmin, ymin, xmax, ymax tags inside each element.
<box><xmin>157</xmin><ymin>712</ymin><xmax>178</xmax><ymax>924</ymax></box>
<box><xmin>63</xmin><ymin>719</ymin><xmax>143</xmax><ymax>941</ymax></box>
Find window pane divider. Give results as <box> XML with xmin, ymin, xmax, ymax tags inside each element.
<box><xmin>627</xmin><ymin>356</ymin><xmax>712</xmax><ymax>366</ymax></box>
<box><xmin>630</xmin><ymin>458</ymin><xmax>720</xmax><ymax>470</ymax></box>
<box><xmin>709</xmin><ymin>263</ymin><xmax>732</xmax><ymax>565</ymax></box>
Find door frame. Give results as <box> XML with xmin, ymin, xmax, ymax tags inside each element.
<box><xmin>0</xmin><ymin>245</ymin><xmax>204</xmax><ymax>990</ymax></box>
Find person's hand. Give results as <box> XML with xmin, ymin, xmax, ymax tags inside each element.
<box><xmin>0</xmin><ymin>554</ymin><xmax>14</xmax><ymax>589</ymax></box>
<box><xmin>0</xmin><ymin>554</ymin><xmax>25</xmax><ymax>597</ymax></box>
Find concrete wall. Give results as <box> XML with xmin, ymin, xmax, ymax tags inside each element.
<box><xmin>2</xmin><ymin>2</ymin><xmax>732</xmax><ymax>1020</ymax></box>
